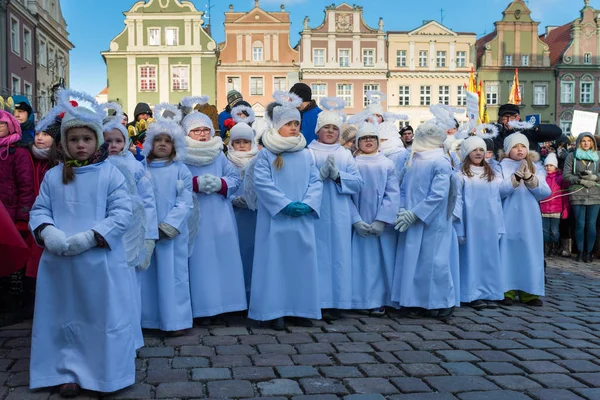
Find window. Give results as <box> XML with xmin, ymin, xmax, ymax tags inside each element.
<box><xmin>581</xmin><ymin>81</ymin><xmax>594</xmax><ymax>103</ymax></box>
<box><xmin>457</xmin><ymin>85</ymin><xmax>466</xmax><ymax>106</ymax></box>
<box><xmin>250</xmin><ymin>77</ymin><xmax>263</xmax><ymax>95</ymax></box>
<box><xmin>23</xmin><ymin>27</ymin><xmax>31</xmax><ymax>62</ymax></box>
<box><xmin>11</xmin><ymin>75</ymin><xmax>21</xmax><ymax>95</ymax></box>
<box><xmin>166</xmin><ymin>28</ymin><xmax>178</xmax><ymax>46</ymax></box>
<box><xmin>139</xmin><ymin>66</ymin><xmax>157</xmax><ymax>91</ymax></box>
<box><xmin>420</xmin><ymin>85</ymin><xmax>431</xmax><ymax>106</ymax></box>
<box><xmin>48</xmin><ymin>46</ymin><xmax>55</xmax><ymax>65</ymax></box>
<box><xmin>227</xmin><ymin>76</ymin><xmax>241</xmax><ymax>92</ymax></box>
<box><xmin>399</xmin><ymin>120</ymin><xmax>411</xmax><ymax>128</ymax></box>
<box><xmin>436</xmin><ymin>51</ymin><xmax>446</xmax><ymax>68</ymax></box>
<box><xmin>486</xmin><ymin>84</ymin><xmax>499</xmax><ymax>105</ymax></box>
<box><xmin>39</xmin><ymin>40</ymin><xmax>47</xmax><ymax>66</ymax></box>
<box><xmin>560</xmin><ymin>81</ymin><xmax>574</xmax><ymax>103</ymax></box>
<box><xmin>39</xmin><ymin>89</ymin><xmax>48</xmax><ymax>116</ymax></box>
<box><xmin>438</xmin><ymin>86</ymin><xmax>450</xmax><ymax>105</ymax></box>
<box><xmin>313</xmin><ymin>49</ymin><xmax>325</xmax><ymax>66</ymax></box>
<box><xmin>273</xmin><ymin>77</ymin><xmax>287</xmax><ymax>92</ymax></box>
<box><xmin>521</xmin><ymin>55</ymin><xmax>529</xmax><ymax>66</ymax></box>
<box><xmin>58</xmin><ymin>54</ymin><xmax>65</xmax><ymax>78</ymax></box>
<box><xmin>24</xmin><ymin>81</ymin><xmax>32</xmax><ymax>101</ymax></box>
<box><xmin>533</xmin><ymin>84</ymin><xmax>547</xmax><ymax>106</ymax></box>
<box><xmin>311</xmin><ymin>83</ymin><xmax>327</xmax><ymax>105</ymax></box>
<box><xmin>397</xmin><ymin>50</ymin><xmax>407</xmax><ymax>67</ymax></box>
<box><xmin>560</xmin><ymin>120</ymin><xmax>572</xmax><ymax>135</ymax></box>
<box><xmin>363</xmin><ymin>84</ymin><xmax>380</xmax><ymax>107</ymax></box>
<box><xmin>253</xmin><ymin>46</ymin><xmax>263</xmax><ymax>62</ymax></box>
<box><xmin>363</xmin><ymin>49</ymin><xmax>375</xmax><ymax>67</ymax></box>
<box><xmin>419</xmin><ymin>50</ymin><xmax>427</xmax><ymax>67</ymax></box>
<box><xmin>584</xmin><ymin>53</ymin><xmax>592</xmax><ymax>64</ymax></box>
<box><xmin>504</xmin><ymin>55</ymin><xmax>512</xmax><ymax>66</ymax></box>
<box><xmin>456</xmin><ymin>51</ymin><xmax>466</xmax><ymax>67</ymax></box>
<box><xmin>171</xmin><ymin>65</ymin><xmax>189</xmax><ymax>91</ymax></box>
<box><xmin>339</xmin><ymin>49</ymin><xmax>350</xmax><ymax>67</ymax></box>
<box><xmin>337</xmin><ymin>84</ymin><xmax>353</xmax><ymax>107</ymax></box>
<box><xmin>149</xmin><ymin>28</ymin><xmax>160</xmax><ymax>46</ymax></box>
<box><xmin>10</xmin><ymin>17</ymin><xmax>19</xmax><ymax>55</ymax></box>
<box><xmin>398</xmin><ymin>86</ymin><xmax>410</xmax><ymax>106</ymax></box>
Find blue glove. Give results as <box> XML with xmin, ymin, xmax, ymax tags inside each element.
<box><xmin>295</xmin><ymin>203</ymin><xmax>313</xmax><ymax>216</ymax></box>
<box><xmin>282</xmin><ymin>202</ymin><xmax>312</xmax><ymax>217</ymax></box>
<box><xmin>281</xmin><ymin>202</ymin><xmax>297</xmax><ymax>216</ymax></box>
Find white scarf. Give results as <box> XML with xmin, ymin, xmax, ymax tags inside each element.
<box><xmin>308</xmin><ymin>140</ymin><xmax>340</xmax><ymax>153</ymax></box>
<box><xmin>31</xmin><ymin>146</ymin><xmax>50</xmax><ymax>160</ymax></box>
<box><xmin>184</xmin><ymin>136</ymin><xmax>223</xmax><ymax>166</ymax></box>
<box><xmin>262</xmin><ymin>127</ymin><xmax>306</xmax><ymax>155</ymax></box>
<box><xmin>380</xmin><ymin>139</ymin><xmax>404</xmax><ymax>157</ymax></box>
<box><xmin>227</xmin><ymin>147</ymin><xmax>258</xmax><ymax>169</ymax></box>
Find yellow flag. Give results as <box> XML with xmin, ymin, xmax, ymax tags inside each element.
<box><xmin>508</xmin><ymin>68</ymin><xmax>521</xmax><ymax>105</ymax></box>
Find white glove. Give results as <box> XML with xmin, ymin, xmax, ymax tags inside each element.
<box><xmin>394</xmin><ymin>210</ymin><xmax>418</xmax><ymax>232</ymax></box>
<box><xmin>524</xmin><ymin>175</ymin><xmax>539</xmax><ymax>189</ymax></box>
<box><xmin>326</xmin><ymin>155</ymin><xmax>340</xmax><ymax>180</ymax></box>
<box><xmin>319</xmin><ymin>162</ymin><xmax>330</xmax><ymax>181</ymax></box>
<box><xmin>232</xmin><ymin>196</ymin><xmax>248</xmax><ymax>209</ymax></box>
<box><xmin>369</xmin><ymin>220</ymin><xmax>386</xmax><ymax>237</ymax></box>
<box><xmin>196</xmin><ymin>175</ymin><xmax>212</xmax><ymax>193</ymax></box>
<box><xmin>353</xmin><ymin>221</ymin><xmax>371</xmax><ymax>237</ymax></box>
<box><xmin>458</xmin><ymin>236</ymin><xmax>466</xmax><ymax>245</ymax></box>
<box><xmin>202</xmin><ymin>174</ymin><xmax>222</xmax><ymax>194</ymax></box>
<box><xmin>63</xmin><ymin>230</ymin><xmax>97</xmax><ymax>257</ymax></box>
<box><xmin>139</xmin><ymin>240</ymin><xmax>156</xmax><ymax>270</ymax></box>
<box><xmin>158</xmin><ymin>222</ymin><xmax>180</xmax><ymax>239</ymax></box>
<box><xmin>40</xmin><ymin>225</ymin><xmax>69</xmax><ymax>256</ymax></box>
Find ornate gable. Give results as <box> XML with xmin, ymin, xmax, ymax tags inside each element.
<box><xmin>501</xmin><ymin>0</ymin><xmax>534</xmax><ymax>23</ymax></box>
<box><xmin>128</xmin><ymin>0</ymin><xmax>198</xmax><ymax>14</ymax></box>
<box><xmin>408</xmin><ymin>21</ymin><xmax>457</xmax><ymax>37</ymax></box>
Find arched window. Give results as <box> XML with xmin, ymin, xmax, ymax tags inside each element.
<box><xmin>560</xmin><ymin>74</ymin><xmax>575</xmax><ymax>104</ymax></box>
<box><xmin>580</xmin><ymin>74</ymin><xmax>594</xmax><ymax>104</ymax></box>
<box><xmin>560</xmin><ymin>110</ymin><xmax>573</xmax><ymax>136</ymax></box>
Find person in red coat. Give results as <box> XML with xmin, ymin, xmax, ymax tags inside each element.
<box><xmin>540</xmin><ymin>153</ymin><xmax>569</xmax><ymax>256</ymax></box>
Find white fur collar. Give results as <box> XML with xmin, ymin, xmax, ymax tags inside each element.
<box><xmin>184</xmin><ymin>136</ymin><xmax>223</xmax><ymax>166</ymax></box>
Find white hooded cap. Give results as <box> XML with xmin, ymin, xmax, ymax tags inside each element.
<box><xmin>182</xmin><ymin>111</ymin><xmax>215</xmax><ymax>137</ymax></box>
<box><xmin>60</xmin><ymin>108</ymin><xmax>104</xmax><ymax>159</ymax></box>
<box><xmin>229</xmin><ymin>122</ymin><xmax>254</xmax><ymax>142</ymax></box>
<box><xmin>355</xmin><ymin>122</ymin><xmax>379</xmax><ymax>145</ymax></box>
<box><xmin>545</xmin><ymin>152</ymin><xmax>558</xmax><ymax>167</ymax></box>
<box><xmin>367</xmin><ymin>102</ymin><xmax>384</xmax><ymax>116</ymax></box>
<box><xmin>272</xmin><ymin>105</ymin><xmax>301</xmax><ymax>131</ymax></box>
<box><xmin>315</xmin><ymin>110</ymin><xmax>344</xmax><ymax>134</ymax></box>
<box><xmin>411</xmin><ymin>122</ymin><xmax>447</xmax><ymax>153</ymax></box>
<box><xmin>503</xmin><ymin>133</ymin><xmax>529</xmax><ymax>154</ymax></box>
<box><xmin>460</xmin><ymin>136</ymin><xmax>487</xmax><ymax>161</ymax></box>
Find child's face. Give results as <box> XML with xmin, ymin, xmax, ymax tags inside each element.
<box><xmin>0</xmin><ymin>122</ymin><xmax>9</xmax><ymax>138</ymax></box>
<box><xmin>232</xmin><ymin>139</ymin><xmax>252</xmax><ymax>152</ymax></box>
<box><xmin>279</xmin><ymin>120</ymin><xmax>300</xmax><ymax>138</ymax></box>
<box><xmin>580</xmin><ymin>136</ymin><xmax>594</xmax><ymax>151</ymax></box>
<box><xmin>34</xmin><ymin>131</ymin><xmax>54</xmax><ymax>149</ymax></box>
<box><xmin>358</xmin><ymin>135</ymin><xmax>378</xmax><ymax>154</ymax></box>
<box><xmin>67</xmin><ymin>127</ymin><xmax>98</xmax><ymax>161</ymax></box>
<box><xmin>509</xmin><ymin>143</ymin><xmax>528</xmax><ymax>161</ymax></box>
<box><xmin>545</xmin><ymin>164</ymin><xmax>557</xmax><ymax>173</ymax></box>
<box><xmin>104</xmin><ymin>128</ymin><xmax>126</xmax><ymax>156</ymax></box>
<box><xmin>13</xmin><ymin>109</ymin><xmax>28</xmax><ymax>124</ymax></box>
<box><xmin>121</xmin><ymin>115</ymin><xmax>128</xmax><ymax>126</ymax></box>
<box><xmin>188</xmin><ymin>127</ymin><xmax>212</xmax><ymax>142</ymax></box>
<box><xmin>152</xmin><ymin>134</ymin><xmax>174</xmax><ymax>158</ymax></box>
<box><xmin>468</xmin><ymin>148</ymin><xmax>485</xmax><ymax>165</ymax></box>
<box><xmin>317</xmin><ymin>124</ymin><xmax>340</xmax><ymax>145</ymax></box>
<box><xmin>375</xmin><ymin>114</ymin><xmax>383</xmax><ymax>124</ymax></box>
<box><xmin>485</xmin><ymin>150</ymin><xmax>494</xmax><ymax>160</ymax></box>
<box><xmin>446</xmin><ymin>127</ymin><xmax>458</xmax><ymax>136</ymax></box>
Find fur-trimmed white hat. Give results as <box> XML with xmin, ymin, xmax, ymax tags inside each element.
<box><xmin>315</xmin><ymin>97</ymin><xmax>346</xmax><ymax>134</ymax></box>
<box><xmin>504</xmin><ymin>133</ymin><xmax>529</xmax><ymax>154</ymax></box>
<box><xmin>143</xmin><ymin>102</ymin><xmax>186</xmax><ymax>161</ymax></box>
<box><xmin>268</xmin><ymin>91</ymin><xmax>302</xmax><ymax>131</ymax></box>
<box><xmin>102</xmin><ymin>102</ymin><xmax>128</xmax><ymax>149</ymax></box>
<box><xmin>461</xmin><ymin>136</ymin><xmax>487</xmax><ymax>161</ymax></box>
<box><xmin>60</xmin><ymin>109</ymin><xmax>104</xmax><ymax>158</ymax></box>
<box><xmin>230</xmin><ymin>122</ymin><xmax>254</xmax><ymax>142</ymax></box>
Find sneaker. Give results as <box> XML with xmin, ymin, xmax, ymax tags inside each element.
<box><xmin>59</xmin><ymin>383</ymin><xmax>81</xmax><ymax>398</ymax></box>
<box><xmin>370</xmin><ymin>307</ymin><xmax>386</xmax><ymax>317</ymax></box>
<box><xmin>501</xmin><ymin>297</ymin><xmax>513</xmax><ymax>306</ymax></box>
<box><xmin>469</xmin><ymin>300</ymin><xmax>487</xmax><ymax>310</ymax></box>
<box><xmin>322</xmin><ymin>309</ymin><xmax>341</xmax><ymax>321</ymax></box>
<box><xmin>270</xmin><ymin>317</ymin><xmax>286</xmax><ymax>331</ymax></box>
<box><xmin>524</xmin><ymin>298</ymin><xmax>543</xmax><ymax>307</ymax></box>
<box><xmin>435</xmin><ymin>307</ymin><xmax>455</xmax><ymax>319</ymax></box>
<box><xmin>286</xmin><ymin>317</ymin><xmax>313</xmax><ymax>327</ymax></box>
<box><xmin>484</xmin><ymin>300</ymin><xmax>499</xmax><ymax>309</ymax></box>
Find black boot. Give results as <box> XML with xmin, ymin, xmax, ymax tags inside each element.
<box><xmin>544</xmin><ymin>242</ymin><xmax>551</xmax><ymax>256</ymax></box>
<box><xmin>583</xmin><ymin>252</ymin><xmax>590</xmax><ymax>263</ymax></box>
<box><xmin>576</xmin><ymin>252</ymin><xmax>583</xmax><ymax>262</ymax></box>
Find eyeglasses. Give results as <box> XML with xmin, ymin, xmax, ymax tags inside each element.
<box><xmin>190</xmin><ymin>128</ymin><xmax>212</xmax><ymax>135</ymax></box>
<box><xmin>502</xmin><ymin>114</ymin><xmax>520</xmax><ymax>121</ymax></box>
<box><xmin>359</xmin><ymin>136</ymin><xmax>378</xmax><ymax>142</ymax></box>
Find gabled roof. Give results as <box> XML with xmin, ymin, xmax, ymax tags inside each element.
<box><xmin>98</xmin><ymin>87</ymin><xmax>108</xmax><ymax>96</ymax></box>
<box><xmin>476</xmin><ymin>31</ymin><xmax>497</xmax><ymax>66</ymax></box>
<box><xmin>542</xmin><ymin>23</ymin><xmax>572</xmax><ymax>66</ymax></box>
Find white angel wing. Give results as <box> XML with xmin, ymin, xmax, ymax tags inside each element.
<box><xmin>244</xmin><ymin>158</ymin><xmax>259</xmax><ymax>211</ymax></box>
<box><xmin>187</xmin><ymin>195</ymin><xmax>201</xmax><ymax>257</ymax></box>
<box><xmin>124</xmin><ymin>196</ymin><xmax>147</xmax><ymax>267</ymax></box>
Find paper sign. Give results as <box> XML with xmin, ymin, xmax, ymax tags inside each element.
<box><xmin>466</xmin><ymin>91</ymin><xmax>479</xmax><ymax>124</ymax></box>
<box><xmin>571</xmin><ymin>110</ymin><xmax>598</xmax><ymax>138</ymax></box>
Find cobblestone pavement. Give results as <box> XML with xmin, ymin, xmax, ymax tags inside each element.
<box><xmin>2</xmin><ymin>257</ymin><xmax>600</xmax><ymax>400</ymax></box>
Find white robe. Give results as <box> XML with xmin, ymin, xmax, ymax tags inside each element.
<box><xmin>385</xmin><ymin>147</ymin><xmax>409</xmax><ymax>177</ymax></box>
<box><xmin>350</xmin><ymin>152</ymin><xmax>400</xmax><ymax>309</ymax></box>
<box><xmin>186</xmin><ymin>152</ymin><xmax>248</xmax><ymax>317</ymax></box>
<box><xmin>248</xmin><ymin>149</ymin><xmax>323</xmax><ymax>321</ymax></box>
<box><xmin>308</xmin><ymin>140</ymin><xmax>364</xmax><ymax>309</ymax></box>
<box><xmin>457</xmin><ymin>166</ymin><xmax>505</xmax><ymax>302</ymax></box>
<box><xmin>140</xmin><ymin>160</ymin><xmax>193</xmax><ymax>331</ymax></box>
<box><xmin>393</xmin><ymin>148</ymin><xmax>456</xmax><ymax>309</ymax></box>
<box><xmin>499</xmin><ymin>158</ymin><xmax>550</xmax><ymax>296</ymax></box>
<box><xmin>28</xmin><ymin>162</ymin><xmax>136</xmax><ymax>393</ymax></box>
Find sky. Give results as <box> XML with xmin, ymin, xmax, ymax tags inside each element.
<box><xmin>61</xmin><ymin>0</ymin><xmax>580</xmax><ymax>97</ymax></box>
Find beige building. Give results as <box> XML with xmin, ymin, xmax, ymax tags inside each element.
<box><xmin>388</xmin><ymin>21</ymin><xmax>476</xmax><ymax>128</ymax></box>
<box><xmin>298</xmin><ymin>3</ymin><xmax>387</xmax><ymax>115</ymax></box>
<box><xmin>217</xmin><ymin>0</ymin><xmax>299</xmax><ymax>117</ymax></box>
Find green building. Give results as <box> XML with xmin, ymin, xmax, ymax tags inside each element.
<box><xmin>476</xmin><ymin>0</ymin><xmax>555</xmax><ymax>124</ymax></box>
<box><xmin>101</xmin><ymin>0</ymin><xmax>217</xmax><ymax>117</ymax></box>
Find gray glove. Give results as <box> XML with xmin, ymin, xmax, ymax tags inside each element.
<box><xmin>458</xmin><ymin>236</ymin><xmax>466</xmax><ymax>245</ymax></box>
<box><xmin>232</xmin><ymin>196</ymin><xmax>248</xmax><ymax>209</ymax></box>
<box><xmin>158</xmin><ymin>222</ymin><xmax>180</xmax><ymax>239</ymax></box>
<box><xmin>582</xmin><ymin>174</ymin><xmax>598</xmax><ymax>181</ymax></box>
<box><xmin>64</xmin><ymin>230</ymin><xmax>97</xmax><ymax>256</ymax></box>
<box><xmin>369</xmin><ymin>220</ymin><xmax>385</xmax><ymax>237</ymax></box>
<box><xmin>319</xmin><ymin>162</ymin><xmax>330</xmax><ymax>181</ymax></box>
<box><xmin>581</xmin><ymin>179</ymin><xmax>596</xmax><ymax>188</ymax></box>
<box><xmin>395</xmin><ymin>210</ymin><xmax>418</xmax><ymax>232</ymax></box>
<box><xmin>511</xmin><ymin>174</ymin><xmax>521</xmax><ymax>188</ymax></box>
<box><xmin>524</xmin><ymin>175</ymin><xmax>539</xmax><ymax>189</ymax></box>
<box><xmin>40</xmin><ymin>225</ymin><xmax>69</xmax><ymax>256</ymax></box>
<box><xmin>139</xmin><ymin>239</ymin><xmax>156</xmax><ymax>270</ymax></box>
<box><xmin>202</xmin><ymin>174</ymin><xmax>222</xmax><ymax>194</ymax></box>
<box><xmin>327</xmin><ymin>154</ymin><xmax>340</xmax><ymax>180</ymax></box>
<box><xmin>353</xmin><ymin>221</ymin><xmax>371</xmax><ymax>237</ymax></box>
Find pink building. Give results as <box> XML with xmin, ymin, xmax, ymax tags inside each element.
<box><xmin>6</xmin><ymin>0</ymin><xmax>36</xmax><ymax>108</ymax></box>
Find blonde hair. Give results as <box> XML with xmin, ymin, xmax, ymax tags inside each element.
<box><xmin>146</xmin><ymin>134</ymin><xmax>176</xmax><ymax>164</ymax></box>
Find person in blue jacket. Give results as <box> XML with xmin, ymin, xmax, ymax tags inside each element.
<box><xmin>289</xmin><ymin>83</ymin><xmax>321</xmax><ymax>145</ymax></box>
<box><xmin>218</xmin><ymin>90</ymin><xmax>244</xmax><ymax>136</ymax></box>
<box><xmin>10</xmin><ymin>95</ymin><xmax>35</xmax><ymax>146</ymax></box>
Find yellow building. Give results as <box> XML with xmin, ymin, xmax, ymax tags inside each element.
<box><xmin>387</xmin><ymin>21</ymin><xmax>476</xmax><ymax>128</ymax></box>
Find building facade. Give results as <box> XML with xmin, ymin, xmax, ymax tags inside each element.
<box><xmin>298</xmin><ymin>3</ymin><xmax>387</xmax><ymax>115</ymax></box>
<box><xmin>476</xmin><ymin>0</ymin><xmax>555</xmax><ymax>124</ymax></box>
<box><xmin>6</xmin><ymin>0</ymin><xmax>37</xmax><ymax>109</ymax></box>
<box><xmin>35</xmin><ymin>0</ymin><xmax>73</xmax><ymax>118</ymax></box>
<box><xmin>545</xmin><ymin>0</ymin><xmax>600</xmax><ymax>135</ymax></box>
<box><xmin>388</xmin><ymin>21</ymin><xmax>476</xmax><ymax>128</ymax></box>
<box><xmin>102</xmin><ymin>0</ymin><xmax>217</xmax><ymax>117</ymax></box>
<box><xmin>217</xmin><ymin>0</ymin><xmax>299</xmax><ymax>117</ymax></box>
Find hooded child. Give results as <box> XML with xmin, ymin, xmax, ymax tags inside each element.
<box><xmin>308</xmin><ymin>97</ymin><xmax>364</xmax><ymax>318</ymax></box>
<box><xmin>27</xmin><ymin>90</ymin><xmax>136</xmax><ymax>397</ymax></box>
<box><xmin>392</xmin><ymin>122</ymin><xmax>457</xmax><ymax>319</ymax></box>
<box><xmin>378</xmin><ymin>112</ymin><xmax>410</xmax><ymax>176</ymax></box>
<box><xmin>499</xmin><ymin>133</ymin><xmax>551</xmax><ymax>306</ymax></box>
<box><xmin>248</xmin><ymin>91</ymin><xmax>323</xmax><ymax>331</ymax></box>
<box><xmin>349</xmin><ymin>121</ymin><xmax>400</xmax><ymax>315</ymax></box>
<box><xmin>11</xmin><ymin>95</ymin><xmax>35</xmax><ymax>146</ymax></box>
<box><xmin>540</xmin><ymin>153</ymin><xmax>569</xmax><ymax>257</ymax></box>
<box><xmin>289</xmin><ymin>83</ymin><xmax>322</xmax><ymax>144</ymax></box>
<box><xmin>182</xmin><ymin>96</ymin><xmax>248</xmax><ymax>322</ymax></box>
<box><xmin>139</xmin><ymin>103</ymin><xmax>194</xmax><ymax>334</ymax></box>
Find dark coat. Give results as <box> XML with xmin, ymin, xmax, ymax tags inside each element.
<box><xmin>0</xmin><ymin>146</ymin><xmax>35</xmax><ymax>222</ymax></box>
<box><xmin>493</xmin><ymin>123</ymin><xmax>562</xmax><ymax>157</ymax></box>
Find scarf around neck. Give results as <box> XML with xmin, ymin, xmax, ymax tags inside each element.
<box><xmin>262</xmin><ymin>127</ymin><xmax>306</xmax><ymax>155</ymax></box>
<box><xmin>31</xmin><ymin>145</ymin><xmax>50</xmax><ymax>160</ymax></box>
<box><xmin>575</xmin><ymin>148</ymin><xmax>599</xmax><ymax>162</ymax></box>
<box><xmin>58</xmin><ymin>142</ymin><xmax>109</xmax><ymax>168</ymax></box>
<box><xmin>227</xmin><ymin>147</ymin><xmax>258</xmax><ymax>169</ymax></box>
<box><xmin>0</xmin><ymin>133</ymin><xmax>21</xmax><ymax>160</ymax></box>
<box><xmin>183</xmin><ymin>135</ymin><xmax>223</xmax><ymax>166</ymax></box>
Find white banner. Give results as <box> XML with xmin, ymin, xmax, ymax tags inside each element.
<box><xmin>466</xmin><ymin>91</ymin><xmax>479</xmax><ymax>125</ymax></box>
<box><xmin>571</xmin><ymin>110</ymin><xmax>598</xmax><ymax>138</ymax></box>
